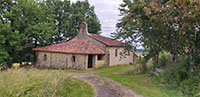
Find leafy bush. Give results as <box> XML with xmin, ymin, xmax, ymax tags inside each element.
<box><xmin>158</xmin><ymin>55</ymin><xmax>168</xmax><ymax>68</ymax></box>
<box><xmin>154</xmin><ymin>53</ymin><xmax>172</xmax><ymax>69</ymax></box>
<box><xmin>157</xmin><ymin>56</ymin><xmax>200</xmax><ymax>96</ymax></box>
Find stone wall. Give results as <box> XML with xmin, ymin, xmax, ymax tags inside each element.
<box><xmin>73</xmin><ymin>33</ymin><xmax>108</xmax><ymax>67</ymax></box>
<box><xmin>108</xmin><ymin>47</ymin><xmax>135</xmax><ymax>66</ymax></box>
<box><xmin>36</xmin><ymin>52</ymin><xmax>87</xmax><ymax>70</ymax></box>
<box><xmin>93</xmin><ymin>55</ymin><xmax>105</xmax><ymax>68</ymax></box>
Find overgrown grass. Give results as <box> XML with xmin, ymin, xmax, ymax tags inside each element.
<box><xmin>0</xmin><ymin>69</ymin><xmax>93</xmax><ymax>97</ymax></box>
<box><xmin>0</xmin><ymin>64</ymin><xmax>184</xmax><ymax>97</ymax></box>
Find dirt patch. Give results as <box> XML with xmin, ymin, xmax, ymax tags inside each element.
<box><xmin>73</xmin><ymin>73</ymin><xmax>143</xmax><ymax>97</ymax></box>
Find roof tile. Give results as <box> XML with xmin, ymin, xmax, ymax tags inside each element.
<box><xmin>33</xmin><ymin>40</ymin><xmax>105</xmax><ymax>54</ymax></box>
<box><xmin>89</xmin><ymin>34</ymin><xmax>125</xmax><ymax>47</ymax></box>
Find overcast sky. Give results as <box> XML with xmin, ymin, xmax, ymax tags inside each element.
<box><xmin>71</xmin><ymin>0</ymin><xmax>123</xmax><ymax>37</ymax></box>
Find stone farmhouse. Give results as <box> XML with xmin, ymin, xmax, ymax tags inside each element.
<box><xmin>33</xmin><ymin>22</ymin><xmax>136</xmax><ymax>70</ymax></box>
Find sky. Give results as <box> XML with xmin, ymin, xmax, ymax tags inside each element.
<box><xmin>71</xmin><ymin>0</ymin><xmax>123</xmax><ymax>37</ymax></box>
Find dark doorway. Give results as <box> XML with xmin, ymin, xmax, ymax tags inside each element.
<box><xmin>88</xmin><ymin>55</ymin><xmax>93</xmax><ymax>68</ymax></box>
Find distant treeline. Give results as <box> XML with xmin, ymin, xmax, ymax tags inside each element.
<box><xmin>135</xmin><ymin>49</ymin><xmax>144</xmax><ymax>52</ymax></box>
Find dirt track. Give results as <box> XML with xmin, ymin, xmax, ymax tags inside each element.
<box><xmin>73</xmin><ymin>73</ymin><xmax>143</xmax><ymax>97</ymax></box>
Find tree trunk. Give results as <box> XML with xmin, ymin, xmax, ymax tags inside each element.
<box><xmin>171</xmin><ymin>39</ymin><xmax>178</xmax><ymax>63</ymax></box>
<box><xmin>33</xmin><ymin>38</ymin><xmax>37</xmax><ymax>65</ymax></box>
<box><xmin>19</xmin><ymin>51</ymin><xmax>23</xmax><ymax>65</ymax></box>
<box><xmin>171</xmin><ymin>47</ymin><xmax>178</xmax><ymax>63</ymax></box>
<box><xmin>172</xmin><ymin>52</ymin><xmax>178</xmax><ymax>63</ymax></box>
<box><xmin>153</xmin><ymin>51</ymin><xmax>159</xmax><ymax>64</ymax></box>
<box><xmin>188</xmin><ymin>41</ymin><xmax>194</xmax><ymax>72</ymax></box>
<box><xmin>156</xmin><ymin>52</ymin><xmax>159</xmax><ymax>64</ymax></box>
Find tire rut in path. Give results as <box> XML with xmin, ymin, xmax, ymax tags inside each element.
<box><xmin>73</xmin><ymin>73</ymin><xmax>143</xmax><ymax>97</ymax></box>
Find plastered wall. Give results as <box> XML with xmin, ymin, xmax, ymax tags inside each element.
<box><xmin>108</xmin><ymin>47</ymin><xmax>135</xmax><ymax>66</ymax></box>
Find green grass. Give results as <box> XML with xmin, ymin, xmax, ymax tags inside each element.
<box><xmin>66</xmin><ymin>65</ymin><xmax>183</xmax><ymax>97</ymax></box>
<box><xmin>0</xmin><ymin>68</ymin><xmax>93</xmax><ymax>97</ymax></box>
<box><xmin>91</xmin><ymin>65</ymin><xmax>183</xmax><ymax>97</ymax></box>
<box><xmin>0</xmin><ymin>65</ymin><xmax>183</xmax><ymax>97</ymax></box>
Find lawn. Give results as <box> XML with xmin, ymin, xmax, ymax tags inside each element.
<box><xmin>65</xmin><ymin>65</ymin><xmax>183</xmax><ymax>97</ymax></box>
<box><xmin>0</xmin><ymin>68</ymin><xmax>94</xmax><ymax>97</ymax></box>
<box><xmin>89</xmin><ymin>65</ymin><xmax>183</xmax><ymax>97</ymax></box>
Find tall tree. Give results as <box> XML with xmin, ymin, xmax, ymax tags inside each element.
<box><xmin>114</xmin><ymin>0</ymin><xmax>200</xmax><ymax>70</ymax></box>
<box><xmin>0</xmin><ymin>21</ymin><xmax>20</xmax><ymax>67</ymax></box>
<box><xmin>114</xmin><ymin>0</ymin><xmax>167</xmax><ymax>63</ymax></box>
<box><xmin>163</xmin><ymin>0</ymin><xmax>200</xmax><ymax>70</ymax></box>
<box><xmin>46</xmin><ymin>0</ymin><xmax>101</xmax><ymax>43</ymax></box>
<box><xmin>0</xmin><ymin>0</ymin><xmax>56</xmax><ymax>65</ymax></box>
<box><xmin>0</xmin><ymin>0</ymin><xmax>101</xmax><ymax>66</ymax></box>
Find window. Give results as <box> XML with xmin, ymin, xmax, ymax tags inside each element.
<box><xmin>72</xmin><ymin>56</ymin><xmax>76</xmax><ymax>62</ymax></box>
<box><xmin>43</xmin><ymin>54</ymin><xmax>47</xmax><ymax>61</ymax></box>
<box><xmin>97</xmin><ymin>55</ymin><xmax>103</xmax><ymax>60</ymax></box>
<box><xmin>115</xmin><ymin>49</ymin><xmax>118</xmax><ymax>57</ymax></box>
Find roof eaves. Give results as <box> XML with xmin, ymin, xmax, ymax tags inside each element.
<box><xmin>33</xmin><ymin>50</ymin><xmax>105</xmax><ymax>55</ymax></box>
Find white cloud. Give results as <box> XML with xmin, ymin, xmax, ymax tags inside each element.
<box><xmin>71</xmin><ymin>0</ymin><xmax>123</xmax><ymax>37</ymax></box>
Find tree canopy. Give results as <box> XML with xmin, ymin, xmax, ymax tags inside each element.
<box><xmin>46</xmin><ymin>0</ymin><xmax>101</xmax><ymax>43</ymax></box>
<box><xmin>0</xmin><ymin>0</ymin><xmax>101</xmax><ymax>67</ymax></box>
<box><xmin>113</xmin><ymin>0</ymin><xmax>200</xmax><ymax>70</ymax></box>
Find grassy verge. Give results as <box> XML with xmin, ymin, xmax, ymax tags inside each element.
<box><xmin>84</xmin><ymin>65</ymin><xmax>183</xmax><ymax>97</ymax></box>
<box><xmin>0</xmin><ymin>69</ymin><xmax>93</xmax><ymax>97</ymax></box>
<box><xmin>1</xmin><ymin>65</ymin><xmax>183</xmax><ymax>97</ymax></box>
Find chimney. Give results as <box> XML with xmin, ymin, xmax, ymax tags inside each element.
<box><xmin>75</xmin><ymin>22</ymin><xmax>88</xmax><ymax>39</ymax></box>
<box><xmin>80</xmin><ymin>22</ymin><xmax>88</xmax><ymax>35</ymax></box>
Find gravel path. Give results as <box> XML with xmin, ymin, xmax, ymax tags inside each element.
<box><xmin>73</xmin><ymin>73</ymin><xmax>143</xmax><ymax>97</ymax></box>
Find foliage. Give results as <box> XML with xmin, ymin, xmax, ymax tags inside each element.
<box><xmin>0</xmin><ymin>0</ymin><xmax>101</xmax><ymax>66</ymax></box>
<box><xmin>153</xmin><ymin>54</ymin><xmax>200</xmax><ymax>96</ymax></box>
<box><xmin>114</xmin><ymin>0</ymin><xmax>200</xmax><ymax>67</ymax></box>
<box><xmin>0</xmin><ymin>0</ymin><xmax>56</xmax><ymax>66</ymax></box>
<box><xmin>114</xmin><ymin>1</ymin><xmax>200</xmax><ymax>95</ymax></box>
<box><xmin>0</xmin><ymin>21</ymin><xmax>20</xmax><ymax>67</ymax></box>
<box><xmin>0</xmin><ymin>69</ymin><xmax>94</xmax><ymax>97</ymax></box>
<box><xmin>154</xmin><ymin>53</ymin><xmax>171</xmax><ymax>68</ymax></box>
<box><xmin>46</xmin><ymin>0</ymin><xmax>101</xmax><ymax>43</ymax></box>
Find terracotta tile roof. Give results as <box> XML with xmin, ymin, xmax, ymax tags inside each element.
<box><xmin>89</xmin><ymin>34</ymin><xmax>125</xmax><ymax>47</ymax></box>
<box><xmin>33</xmin><ymin>40</ymin><xmax>105</xmax><ymax>54</ymax></box>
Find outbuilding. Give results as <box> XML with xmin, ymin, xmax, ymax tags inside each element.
<box><xmin>33</xmin><ymin>22</ymin><xmax>136</xmax><ymax>70</ymax></box>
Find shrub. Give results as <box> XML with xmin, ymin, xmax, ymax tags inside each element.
<box><xmin>156</xmin><ymin>53</ymin><xmax>171</xmax><ymax>68</ymax></box>
<box><xmin>146</xmin><ymin>53</ymin><xmax>172</xmax><ymax>70</ymax></box>
<box><xmin>157</xmin><ymin>56</ymin><xmax>200</xmax><ymax>96</ymax></box>
<box><xmin>158</xmin><ymin>55</ymin><xmax>168</xmax><ymax>68</ymax></box>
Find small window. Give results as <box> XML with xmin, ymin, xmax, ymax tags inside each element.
<box><xmin>72</xmin><ymin>56</ymin><xmax>76</xmax><ymax>62</ymax></box>
<box><xmin>98</xmin><ymin>55</ymin><xmax>103</xmax><ymax>60</ymax></box>
<box><xmin>115</xmin><ymin>49</ymin><xmax>118</xmax><ymax>57</ymax></box>
<box><xmin>43</xmin><ymin>54</ymin><xmax>47</xmax><ymax>61</ymax></box>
